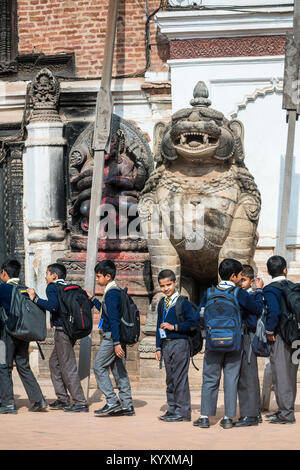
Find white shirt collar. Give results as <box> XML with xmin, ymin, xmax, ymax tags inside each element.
<box><xmin>218</xmin><ymin>280</ymin><xmax>235</xmax><ymax>288</ymax></box>
<box><xmin>7</xmin><ymin>278</ymin><xmax>20</xmax><ymax>284</ymax></box>
<box><xmin>165</xmin><ymin>291</ymin><xmax>180</xmax><ymax>301</ymax></box>
<box><xmin>270</xmin><ymin>275</ymin><xmax>286</xmax><ymax>283</ymax></box>
<box><xmin>104</xmin><ymin>280</ymin><xmax>117</xmax><ymax>293</ymax></box>
<box><xmin>54</xmin><ymin>279</ymin><xmax>66</xmax><ymax>284</ymax></box>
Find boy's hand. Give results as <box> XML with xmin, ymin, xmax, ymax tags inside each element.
<box><xmin>27</xmin><ymin>288</ymin><xmax>36</xmax><ymax>301</ymax></box>
<box><xmin>155</xmin><ymin>350</ymin><xmax>161</xmax><ymax>361</ymax></box>
<box><xmin>256</xmin><ymin>277</ymin><xmax>264</xmax><ymax>289</ymax></box>
<box><xmin>85</xmin><ymin>290</ymin><xmax>93</xmax><ymax>300</ymax></box>
<box><xmin>114</xmin><ymin>344</ymin><xmax>125</xmax><ymax>359</ymax></box>
<box><xmin>267</xmin><ymin>334</ymin><xmax>276</xmax><ymax>343</ymax></box>
<box><xmin>160</xmin><ymin>322</ymin><xmax>175</xmax><ymax>331</ymax></box>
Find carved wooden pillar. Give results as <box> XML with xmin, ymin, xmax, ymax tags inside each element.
<box><xmin>23</xmin><ymin>68</ymin><xmax>67</xmax><ymax>297</ymax></box>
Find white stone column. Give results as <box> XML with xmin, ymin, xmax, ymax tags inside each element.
<box><xmin>23</xmin><ymin>68</ymin><xmax>67</xmax><ymax>299</ymax></box>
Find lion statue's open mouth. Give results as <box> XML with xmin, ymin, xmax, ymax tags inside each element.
<box><xmin>173</xmin><ymin>131</ymin><xmax>220</xmax><ymax>158</ymax></box>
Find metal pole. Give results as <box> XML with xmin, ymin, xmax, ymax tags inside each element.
<box><xmin>78</xmin><ymin>0</ymin><xmax>119</xmax><ymax>398</ymax></box>
<box><xmin>277</xmin><ymin>1</ymin><xmax>300</xmax><ymax>257</ymax></box>
<box><xmin>277</xmin><ymin>110</ymin><xmax>297</xmax><ymax>257</ymax></box>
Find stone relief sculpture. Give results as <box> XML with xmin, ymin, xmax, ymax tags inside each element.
<box><xmin>139</xmin><ymin>81</ymin><xmax>261</xmax><ymax>307</ymax></box>
<box><xmin>68</xmin><ymin>115</ymin><xmax>154</xmax><ymax>238</ymax></box>
<box><xmin>28</xmin><ymin>68</ymin><xmax>61</xmax><ymax>122</ymax></box>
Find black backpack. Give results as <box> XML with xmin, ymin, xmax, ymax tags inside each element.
<box><xmin>175</xmin><ymin>296</ymin><xmax>203</xmax><ymax>369</ymax></box>
<box><xmin>56</xmin><ymin>283</ymin><xmax>93</xmax><ymax>341</ymax></box>
<box><xmin>251</xmin><ymin>308</ymin><xmax>271</xmax><ymax>357</ymax></box>
<box><xmin>103</xmin><ymin>287</ymin><xmax>140</xmax><ymax>345</ymax></box>
<box><xmin>5</xmin><ymin>284</ymin><xmax>47</xmax><ymax>343</ymax></box>
<box><xmin>269</xmin><ymin>280</ymin><xmax>300</xmax><ymax>346</ymax></box>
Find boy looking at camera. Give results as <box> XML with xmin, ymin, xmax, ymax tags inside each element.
<box><xmin>155</xmin><ymin>269</ymin><xmax>196</xmax><ymax>422</ymax></box>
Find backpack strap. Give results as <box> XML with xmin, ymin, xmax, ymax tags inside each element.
<box><xmin>206</xmin><ymin>286</ymin><xmax>215</xmax><ymax>300</ymax></box>
<box><xmin>157</xmin><ymin>297</ymin><xmax>165</xmax><ymax>324</ymax></box>
<box><xmin>175</xmin><ymin>296</ymin><xmax>186</xmax><ymax>324</ymax></box>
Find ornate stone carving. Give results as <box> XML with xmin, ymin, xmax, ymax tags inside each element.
<box><xmin>139</xmin><ymin>81</ymin><xmax>261</xmax><ymax>306</ymax></box>
<box><xmin>29</xmin><ymin>68</ymin><xmax>61</xmax><ymax>122</ymax></box>
<box><xmin>68</xmin><ymin>116</ymin><xmax>154</xmax><ymax>242</ymax></box>
<box><xmin>170</xmin><ymin>36</ymin><xmax>286</xmax><ymax>60</ymax></box>
<box><xmin>0</xmin><ymin>143</ymin><xmax>25</xmax><ymax>279</ymax></box>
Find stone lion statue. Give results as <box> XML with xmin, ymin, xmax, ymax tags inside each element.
<box><xmin>139</xmin><ymin>81</ymin><xmax>261</xmax><ymax>304</ymax></box>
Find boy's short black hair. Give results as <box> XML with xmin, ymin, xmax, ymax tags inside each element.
<box><xmin>219</xmin><ymin>258</ymin><xmax>243</xmax><ymax>280</ymax></box>
<box><xmin>94</xmin><ymin>260</ymin><xmax>116</xmax><ymax>280</ymax></box>
<box><xmin>241</xmin><ymin>264</ymin><xmax>255</xmax><ymax>280</ymax></box>
<box><xmin>158</xmin><ymin>269</ymin><xmax>176</xmax><ymax>282</ymax></box>
<box><xmin>1</xmin><ymin>259</ymin><xmax>21</xmax><ymax>278</ymax></box>
<box><xmin>267</xmin><ymin>255</ymin><xmax>287</xmax><ymax>278</ymax></box>
<box><xmin>47</xmin><ymin>263</ymin><xmax>67</xmax><ymax>280</ymax></box>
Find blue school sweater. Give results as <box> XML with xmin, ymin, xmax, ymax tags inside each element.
<box><xmin>91</xmin><ymin>287</ymin><xmax>122</xmax><ymax>347</ymax></box>
<box><xmin>0</xmin><ymin>279</ymin><xmax>20</xmax><ymax>317</ymax></box>
<box><xmin>263</xmin><ymin>283</ymin><xmax>283</xmax><ymax>335</ymax></box>
<box><xmin>33</xmin><ymin>280</ymin><xmax>66</xmax><ymax>327</ymax></box>
<box><xmin>196</xmin><ymin>282</ymin><xmax>264</xmax><ymax>325</ymax></box>
<box><xmin>243</xmin><ymin>289</ymin><xmax>264</xmax><ymax>330</ymax></box>
<box><xmin>155</xmin><ymin>294</ymin><xmax>196</xmax><ymax>351</ymax></box>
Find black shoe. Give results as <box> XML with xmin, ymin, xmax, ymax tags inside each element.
<box><xmin>234</xmin><ymin>416</ymin><xmax>258</xmax><ymax>427</ymax></box>
<box><xmin>159</xmin><ymin>411</ymin><xmax>176</xmax><ymax>421</ymax></box>
<box><xmin>63</xmin><ymin>404</ymin><xmax>89</xmax><ymax>413</ymax></box>
<box><xmin>94</xmin><ymin>402</ymin><xmax>122</xmax><ymax>416</ymax></box>
<box><xmin>193</xmin><ymin>417</ymin><xmax>210</xmax><ymax>428</ymax></box>
<box><xmin>0</xmin><ymin>404</ymin><xmax>17</xmax><ymax>414</ymax></box>
<box><xmin>111</xmin><ymin>405</ymin><xmax>135</xmax><ymax>416</ymax></box>
<box><xmin>29</xmin><ymin>398</ymin><xmax>48</xmax><ymax>412</ymax></box>
<box><xmin>265</xmin><ymin>411</ymin><xmax>279</xmax><ymax>420</ymax></box>
<box><xmin>220</xmin><ymin>418</ymin><xmax>233</xmax><ymax>429</ymax></box>
<box><xmin>49</xmin><ymin>399</ymin><xmax>70</xmax><ymax>410</ymax></box>
<box><xmin>163</xmin><ymin>414</ymin><xmax>191</xmax><ymax>422</ymax></box>
<box><xmin>269</xmin><ymin>415</ymin><xmax>295</xmax><ymax>424</ymax></box>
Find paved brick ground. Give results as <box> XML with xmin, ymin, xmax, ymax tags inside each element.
<box><xmin>1</xmin><ymin>374</ymin><xmax>300</xmax><ymax>451</ymax></box>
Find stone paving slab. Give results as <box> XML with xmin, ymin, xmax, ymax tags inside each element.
<box><xmin>1</xmin><ymin>377</ymin><xmax>300</xmax><ymax>451</ymax></box>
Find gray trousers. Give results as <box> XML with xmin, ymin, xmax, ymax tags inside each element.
<box><xmin>49</xmin><ymin>330</ymin><xmax>87</xmax><ymax>405</ymax></box>
<box><xmin>201</xmin><ymin>347</ymin><xmax>242</xmax><ymax>418</ymax></box>
<box><xmin>269</xmin><ymin>334</ymin><xmax>299</xmax><ymax>422</ymax></box>
<box><xmin>162</xmin><ymin>338</ymin><xmax>191</xmax><ymax>420</ymax></box>
<box><xmin>93</xmin><ymin>332</ymin><xmax>132</xmax><ymax>408</ymax></box>
<box><xmin>237</xmin><ymin>332</ymin><xmax>261</xmax><ymax>417</ymax></box>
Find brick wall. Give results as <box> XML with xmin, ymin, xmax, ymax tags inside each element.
<box><xmin>17</xmin><ymin>0</ymin><xmax>169</xmax><ymax>78</ymax></box>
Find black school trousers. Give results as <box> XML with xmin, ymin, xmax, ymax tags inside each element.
<box><xmin>237</xmin><ymin>331</ymin><xmax>261</xmax><ymax>417</ymax></box>
<box><xmin>0</xmin><ymin>331</ymin><xmax>44</xmax><ymax>406</ymax></box>
<box><xmin>162</xmin><ymin>338</ymin><xmax>191</xmax><ymax>419</ymax></box>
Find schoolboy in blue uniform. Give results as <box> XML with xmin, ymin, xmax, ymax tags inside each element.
<box><xmin>263</xmin><ymin>255</ymin><xmax>298</xmax><ymax>424</ymax></box>
<box><xmin>27</xmin><ymin>263</ymin><xmax>88</xmax><ymax>412</ymax></box>
<box><xmin>0</xmin><ymin>259</ymin><xmax>46</xmax><ymax>414</ymax></box>
<box><xmin>87</xmin><ymin>260</ymin><xmax>134</xmax><ymax>417</ymax></box>
<box><xmin>193</xmin><ymin>258</ymin><xmax>264</xmax><ymax>429</ymax></box>
<box><xmin>155</xmin><ymin>269</ymin><xmax>196</xmax><ymax>422</ymax></box>
<box><xmin>235</xmin><ymin>264</ymin><xmax>263</xmax><ymax>427</ymax></box>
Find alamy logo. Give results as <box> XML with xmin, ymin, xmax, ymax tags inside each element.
<box><xmin>95</xmin><ymin>200</ymin><xmax>205</xmax><ymax>251</ymax></box>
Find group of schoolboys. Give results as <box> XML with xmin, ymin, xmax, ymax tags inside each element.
<box><xmin>0</xmin><ymin>255</ymin><xmax>298</xmax><ymax>428</ymax></box>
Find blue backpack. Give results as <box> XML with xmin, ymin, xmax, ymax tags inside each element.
<box><xmin>204</xmin><ymin>286</ymin><xmax>242</xmax><ymax>352</ymax></box>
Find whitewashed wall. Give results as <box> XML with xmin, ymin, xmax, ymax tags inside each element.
<box><xmin>168</xmin><ymin>55</ymin><xmax>300</xmax><ymax>276</ymax></box>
